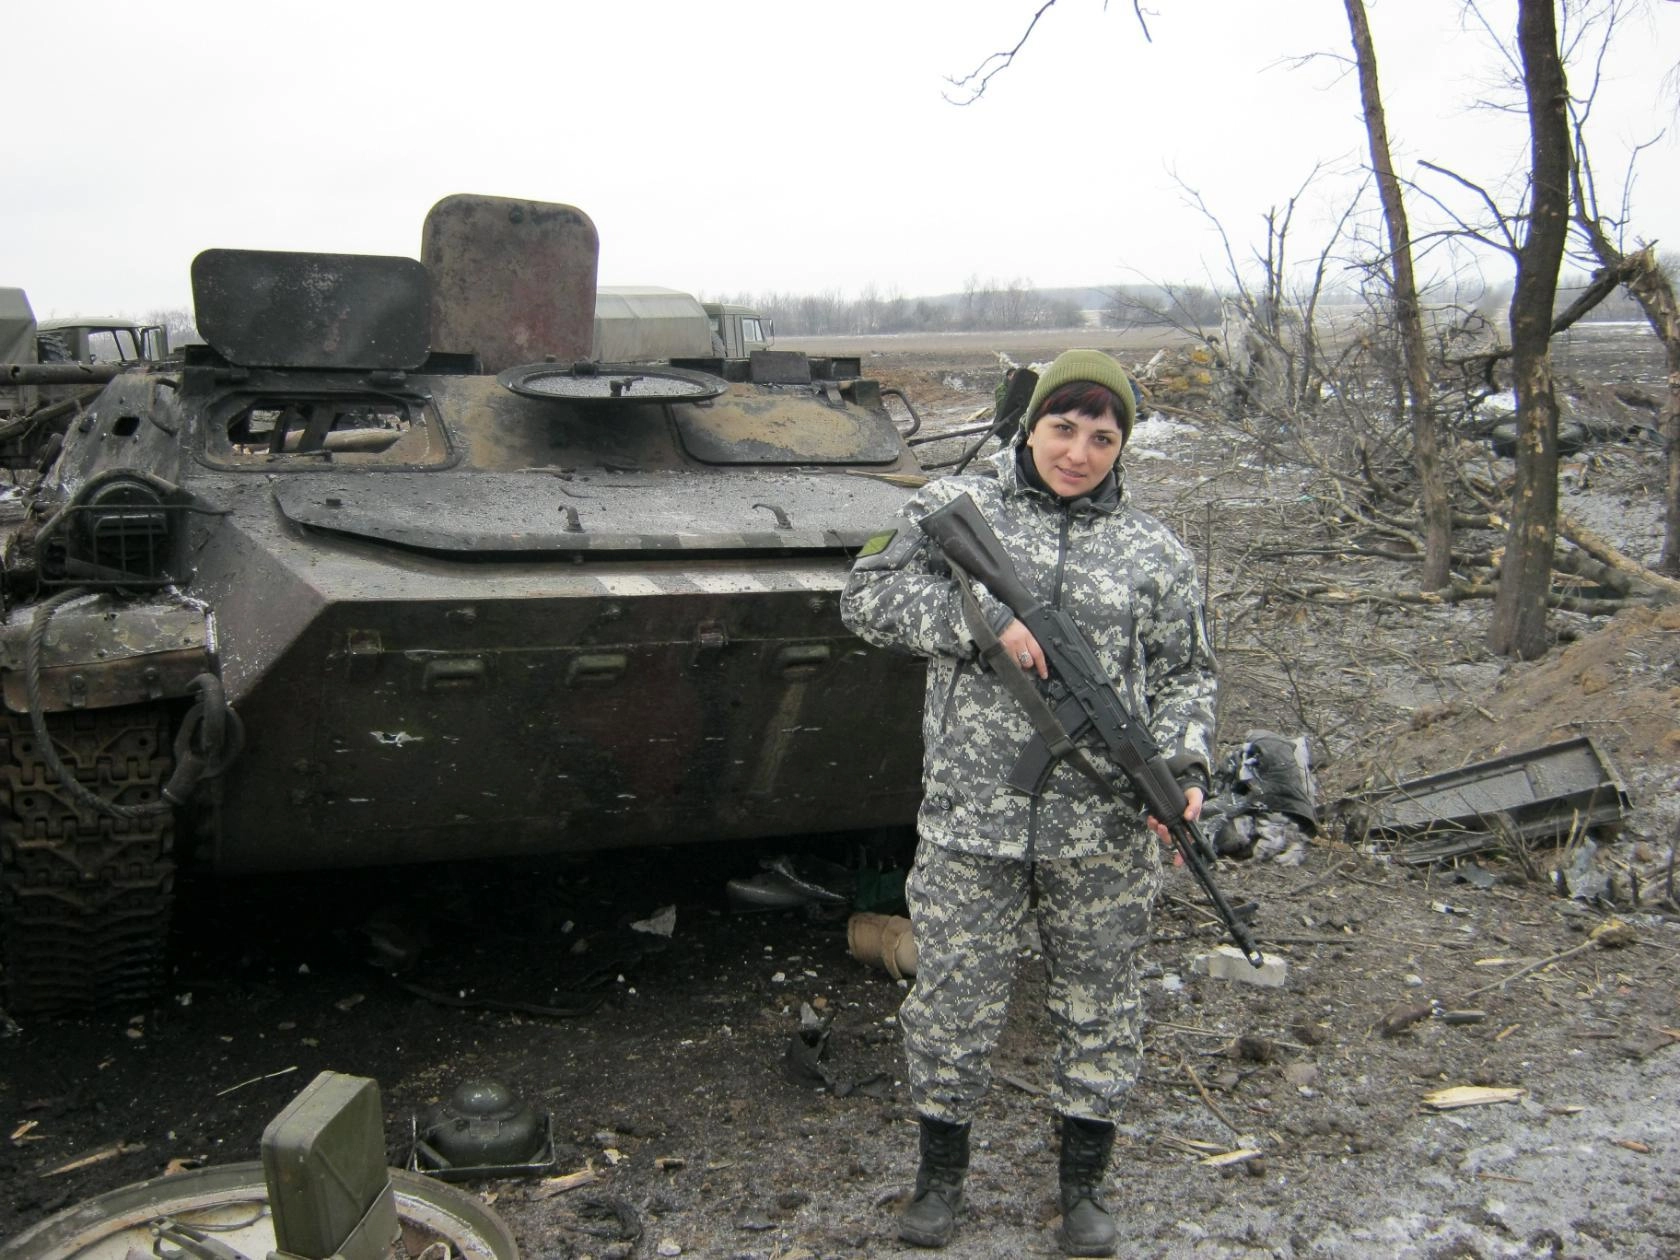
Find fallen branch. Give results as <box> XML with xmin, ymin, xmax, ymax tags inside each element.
<box><xmin>998</xmin><ymin>1072</ymin><xmax>1047</xmax><ymax>1097</ymax></box>
<box><xmin>216</xmin><ymin>1065</ymin><xmax>298</xmax><ymax>1098</ymax></box>
<box><xmin>532</xmin><ymin>1166</ymin><xmax>599</xmax><ymax>1199</ymax></box>
<box><xmin>1179</xmin><ymin>1056</ymin><xmax>1244</xmax><ymax>1136</ymax></box>
<box><xmin>1560</xmin><ymin>515</ymin><xmax>1680</xmax><ymax>602</ymax></box>
<box><xmin>43</xmin><ymin>1141</ymin><xmax>146</xmax><ymax>1177</ymax></box>
<box><xmin>1460</xmin><ymin>924</ymin><xmax>1635</xmax><ymax>1000</ymax></box>
<box><xmin>1287</xmin><ymin>859</ymin><xmax>1351</xmax><ymax>896</ymax></box>
<box><xmin>1278</xmin><ymin>580</ymin><xmax>1636</xmax><ymax>615</ymax></box>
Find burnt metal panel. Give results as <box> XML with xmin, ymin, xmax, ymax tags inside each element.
<box><xmin>269</xmin><ymin>469</ymin><xmax>888</xmax><ymax>551</ymax></box>
<box><xmin>0</xmin><ymin>596</ymin><xmax>212</xmax><ymax>712</ymax></box>
<box><xmin>749</xmin><ymin>350</ymin><xmax>813</xmax><ymax>385</ymax></box>
<box><xmin>422</xmin><ymin>195</ymin><xmax>598</xmax><ymax>374</ymax></box>
<box><xmin>191</xmin><ymin>249</ymin><xmax>431</xmax><ymax>371</ymax></box>
<box><xmin>212</xmin><ymin>589</ymin><xmax>926</xmax><ymax>871</ymax></box>
<box><xmin>1339</xmin><ymin>736</ymin><xmax>1631</xmax><ymax>863</ymax></box>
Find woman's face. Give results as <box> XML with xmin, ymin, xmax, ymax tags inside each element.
<box><xmin>1025</xmin><ymin>406</ymin><xmax>1124</xmax><ymax>498</ymax></box>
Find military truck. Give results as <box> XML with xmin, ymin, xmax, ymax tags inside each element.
<box><xmin>3</xmin><ymin>294</ymin><xmax>171</xmax><ymax>466</ymax></box>
<box><xmin>35</xmin><ymin>315</ymin><xmax>169</xmax><ymax>365</ymax></box>
<box><xmin>704</xmin><ymin>301</ymin><xmax>773</xmax><ymax>360</ymax></box>
<box><xmin>1</xmin><ymin>288</ymin><xmax>39</xmax><ymax>420</ymax></box>
<box><xmin>593</xmin><ymin>286</ymin><xmax>771</xmax><ymax>363</ymax></box>
<box><xmin>0</xmin><ymin>195</ymin><xmax>927</xmax><ymax>1014</ymax></box>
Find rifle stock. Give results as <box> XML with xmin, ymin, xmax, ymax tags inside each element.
<box><xmin>919</xmin><ymin>492</ymin><xmax>1262</xmax><ymax>966</ymax></box>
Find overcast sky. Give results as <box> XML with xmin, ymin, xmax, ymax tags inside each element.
<box><xmin>7</xmin><ymin>0</ymin><xmax>1677</xmax><ymax>319</ymax></box>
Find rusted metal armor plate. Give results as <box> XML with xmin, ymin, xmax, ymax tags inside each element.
<box><xmin>0</xmin><ymin>596</ymin><xmax>212</xmax><ymax>712</ymax></box>
<box><xmin>191</xmin><ymin>249</ymin><xmax>431</xmax><ymax>370</ymax></box>
<box><xmin>421</xmin><ymin>195</ymin><xmax>598</xmax><ymax>374</ymax></box>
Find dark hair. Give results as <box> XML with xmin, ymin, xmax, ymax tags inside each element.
<box><xmin>1032</xmin><ymin>381</ymin><xmax>1125</xmax><ymax>427</ymax></box>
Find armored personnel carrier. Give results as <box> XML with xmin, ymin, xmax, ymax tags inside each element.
<box><xmin>0</xmin><ymin>195</ymin><xmax>928</xmax><ymax>1014</ymax></box>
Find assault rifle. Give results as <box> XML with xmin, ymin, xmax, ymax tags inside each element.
<box><xmin>919</xmin><ymin>493</ymin><xmax>1262</xmax><ymax>966</ymax></box>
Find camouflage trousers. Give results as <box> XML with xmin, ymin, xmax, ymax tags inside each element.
<box><xmin>900</xmin><ymin>837</ymin><xmax>1162</xmax><ymax>1125</ymax></box>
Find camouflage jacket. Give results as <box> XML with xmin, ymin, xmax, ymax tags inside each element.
<box><xmin>840</xmin><ymin>444</ymin><xmax>1217</xmax><ymax>861</ymax></box>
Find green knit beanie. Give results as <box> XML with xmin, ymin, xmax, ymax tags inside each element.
<box><xmin>1021</xmin><ymin>349</ymin><xmax>1137</xmax><ymax>441</ymax></box>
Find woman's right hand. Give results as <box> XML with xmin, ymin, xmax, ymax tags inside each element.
<box><xmin>998</xmin><ymin>619</ymin><xmax>1047</xmax><ymax>680</ymax></box>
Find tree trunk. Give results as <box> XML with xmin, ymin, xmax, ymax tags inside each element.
<box><xmin>1569</xmin><ymin>238</ymin><xmax>1680</xmax><ymax>575</ymax></box>
<box><xmin>1619</xmin><ymin>259</ymin><xmax>1680</xmax><ymax>576</ymax></box>
<box><xmin>1491</xmin><ymin>0</ymin><xmax>1571</xmax><ymax>660</ymax></box>
<box><xmin>1344</xmin><ymin>0</ymin><xmax>1452</xmax><ymax>590</ymax></box>
<box><xmin>1666</xmin><ymin>336</ymin><xmax>1680</xmax><ymax>576</ymax></box>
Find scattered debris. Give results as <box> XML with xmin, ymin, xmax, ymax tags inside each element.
<box><xmin>1378</xmin><ymin>1003</ymin><xmax>1434</xmax><ymax>1038</ymax></box>
<box><xmin>1198</xmin><ymin>946</ymin><xmax>1288</xmax><ymax>988</ymax></box>
<box><xmin>1199</xmin><ymin>1148</ymin><xmax>1264</xmax><ymax>1167</ymax></box>
<box><xmin>1421</xmin><ymin>1086</ymin><xmax>1526</xmax><ymax>1111</ymax></box>
<box><xmin>726</xmin><ymin>853</ymin><xmax>855</xmax><ymax>912</ymax></box>
<box><xmin>846</xmin><ymin>912</ymin><xmax>918</xmax><ymax>979</ymax></box>
<box><xmin>215</xmin><ymin>1065</ymin><xmax>298</xmax><ymax>1097</ymax></box>
<box><xmin>1462</xmin><ymin>920</ymin><xmax>1639</xmax><ymax>999</ymax></box>
<box><xmin>1282</xmin><ymin>1062</ymin><xmax>1318</xmax><ymax>1089</ymax></box>
<box><xmin>532</xmin><ymin>1167</ymin><xmax>599</xmax><ymax>1199</ymax></box>
<box><xmin>41</xmin><ymin>1141</ymin><xmax>147</xmax><ymax>1177</ymax></box>
<box><xmin>1205</xmin><ymin>730</ymin><xmax>1320</xmax><ymax>861</ymax></box>
<box><xmin>575</xmin><ymin>1192</ymin><xmax>644</xmax><ymax>1246</ymax></box>
<box><xmin>1590</xmin><ymin>917</ymin><xmax>1638</xmax><ymax>948</ymax></box>
<box><xmin>998</xmin><ymin>1072</ymin><xmax>1048</xmax><ymax>1097</ymax></box>
<box><xmin>1339</xmin><ymin>736</ymin><xmax>1630</xmax><ymax>865</ymax></box>
<box><xmin>630</xmin><ymin>905</ymin><xmax>677</xmax><ymax>937</ymax></box>
<box><xmin>1180</xmin><ymin>1056</ymin><xmax>1246</xmax><ymax>1137</ymax></box>
<box><xmin>781</xmin><ymin>1019</ymin><xmax>890</xmax><ymax>1099</ymax></box>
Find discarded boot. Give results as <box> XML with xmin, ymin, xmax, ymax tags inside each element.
<box><xmin>898</xmin><ymin>1115</ymin><xmax>970</xmax><ymax>1248</ymax></box>
<box><xmin>1057</xmin><ymin>1113</ymin><xmax>1117</xmax><ymax>1257</ymax></box>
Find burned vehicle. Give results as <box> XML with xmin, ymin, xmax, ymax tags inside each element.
<box><xmin>0</xmin><ymin>195</ymin><xmax>927</xmax><ymax>1014</ymax></box>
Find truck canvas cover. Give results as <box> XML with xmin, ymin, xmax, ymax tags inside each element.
<box><xmin>0</xmin><ymin>288</ymin><xmax>35</xmax><ymax>364</ymax></box>
<box><xmin>594</xmin><ymin>286</ymin><xmax>715</xmax><ymax>362</ymax></box>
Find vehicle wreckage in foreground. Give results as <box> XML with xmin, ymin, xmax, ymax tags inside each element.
<box><xmin>0</xmin><ymin>195</ymin><xmax>927</xmax><ymax>1014</ymax></box>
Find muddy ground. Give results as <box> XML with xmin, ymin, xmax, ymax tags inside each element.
<box><xmin>3</xmin><ymin>325</ymin><xmax>1678</xmax><ymax>1260</ymax></box>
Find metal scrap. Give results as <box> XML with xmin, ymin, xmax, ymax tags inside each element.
<box><xmin>1339</xmin><ymin>736</ymin><xmax>1630</xmax><ymax>865</ymax></box>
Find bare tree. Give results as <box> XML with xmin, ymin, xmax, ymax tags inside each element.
<box><xmin>1344</xmin><ymin>0</ymin><xmax>1453</xmax><ymax>591</ymax></box>
<box><xmin>1490</xmin><ymin>0</ymin><xmax>1574</xmax><ymax>660</ymax></box>
<box><xmin>945</xmin><ymin>0</ymin><xmax>1154</xmax><ymax>104</ymax></box>
<box><xmin>140</xmin><ymin>307</ymin><xmax>200</xmax><ymax>348</ymax></box>
<box><xmin>1567</xmin><ymin>5</ymin><xmax>1680</xmax><ymax>575</ymax></box>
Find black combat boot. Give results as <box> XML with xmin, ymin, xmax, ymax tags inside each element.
<box><xmin>898</xmin><ymin>1115</ymin><xmax>971</xmax><ymax>1248</ymax></box>
<box><xmin>1057</xmin><ymin>1113</ymin><xmax>1118</xmax><ymax>1257</ymax></box>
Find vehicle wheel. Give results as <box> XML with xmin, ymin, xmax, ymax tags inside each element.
<box><xmin>0</xmin><ymin>703</ymin><xmax>175</xmax><ymax>1014</ymax></box>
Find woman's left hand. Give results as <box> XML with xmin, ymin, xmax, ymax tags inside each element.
<box><xmin>1146</xmin><ymin>786</ymin><xmax>1204</xmax><ymax>847</ymax></box>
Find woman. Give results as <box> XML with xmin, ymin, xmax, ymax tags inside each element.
<box><xmin>841</xmin><ymin>349</ymin><xmax>1217</xmax><ymax>1256</ymax></box>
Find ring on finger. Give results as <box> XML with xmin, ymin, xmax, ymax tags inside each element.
<box><xmin>1017</xmin><ymin>650</ymin><xmax>1032</xmax><ymax>666</ymax></box>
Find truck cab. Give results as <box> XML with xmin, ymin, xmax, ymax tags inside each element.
<box><xmin>703</xmin><ymin>302</ymin><xmax>773</xmax><ymax>360</ymax></box>
<box><xmin>36</xmin><ymin>316</ymin><xmax>169</xmax><ymax>364</ymax></box>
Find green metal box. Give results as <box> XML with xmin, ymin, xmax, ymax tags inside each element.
<box><xmin>261</xmin><ymin>1071</ymin><xmax>398</xmax><ymax>1260</ymax></box>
